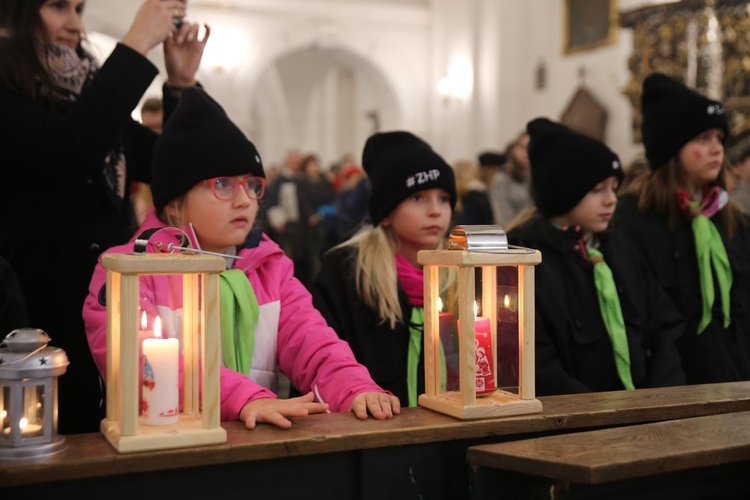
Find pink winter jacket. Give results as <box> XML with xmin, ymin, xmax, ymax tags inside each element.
<box><xmin>83</xmin><ymin>211</ymin><xmax>385</xmax><ymax>421</ymax></box>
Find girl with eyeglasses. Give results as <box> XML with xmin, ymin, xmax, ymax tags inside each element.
<box><xmin>83</xmin><ymin>88</ymin><xmax>400</xmax><ymax>430</ymax></box>
<box><xmin>0</xmin><ymin>0</ymin><xmax>208</xmax><ymax>434</ymax></box>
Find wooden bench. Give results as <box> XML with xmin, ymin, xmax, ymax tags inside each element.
<box><xmin>468</xmin><ymin>410</ymin><xmax>750</xmax><ymax>499</ymax></box>
<box><xmin>4</xmin><ymin>382</ymin><xmax>750</xmax><ymax>499</ymax></box>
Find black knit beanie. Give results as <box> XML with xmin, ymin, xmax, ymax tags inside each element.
<box><xmin>363</xmin><ymin>131</ymin><xmax>456</xmax><ymax>227</ymax></box>
<box><xmin>641</xmin><ymin>73</ymin><xmax>728</xmax><ymax>170</ymax></box>
<box><xmin>151</xmin><ymin>87</ymin><xmax>264</xmax><ymax>213</ymax></box>
<box><xmin>478</xmin><ymin>151</ymin><xmax>507</xmax><ymax>168</ymax></box>
<box><xmin>527</xmin><ymin>118</ymin><xmax>623</xmax><ymax>216</ymax></box>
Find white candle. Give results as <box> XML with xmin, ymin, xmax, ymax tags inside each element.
<box><xmin>142</xmin><ymin>317</ymin><xmax>179</xmax><ymax>425</ymax></box>
<box><xmin>2</xmin><ymin>418</ymin><xmax>43</xmax><ymax>436</ymax></box>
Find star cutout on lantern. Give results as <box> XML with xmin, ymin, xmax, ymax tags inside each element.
<box><xmin>39</xmin><ymin>357</ymin><xmax>48</xmax><ymax>366</ymax></box>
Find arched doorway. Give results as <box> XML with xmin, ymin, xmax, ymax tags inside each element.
<box><xmin>249</xmin><ymin>46</ymin><xmax>401</xmax><ymax>168</ymax></box>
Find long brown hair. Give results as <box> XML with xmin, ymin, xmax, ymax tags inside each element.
<box><xmin>637</xmin><ymin>156</ymin><xmax>743</xmax><ymax>236</ymax></box>
<box><xmin>506</xmin><ymin>132</ymin><xmax>530</xmax><ymax>183</ymax></box>
<box><xmin>0</xmin><ymin>0</ymin><xmax>70</xmax><ymax>103</ymax></box>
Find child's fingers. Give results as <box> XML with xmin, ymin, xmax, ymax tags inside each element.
<box><xmin>258</xmin><ymin>410</ymin><xmax>294</xmax><ymax>429</ymax></box>
<box><xmin>388</xmin><ymin>395</ymin><xmax>402</xmax><ymax>415</ymax></box>
<box><xmin>303</xmin><ymin>402</ymin><xmax>330</xmax><ymax>415</ymax></box>
<box><xmin>347</xmin><ymin>395</ymin><xmax>368</xmax><ymax>420</ymax></box>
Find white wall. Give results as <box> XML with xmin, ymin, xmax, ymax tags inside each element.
<box><xmin>428</xmin><ymin>0</ymin><xmax>663</xmax><ymax>166</ymax></box>
<box><xmin>84</xmin><ymin>0</ymin><xmax>684</xmax><ymax>168</ymax></box>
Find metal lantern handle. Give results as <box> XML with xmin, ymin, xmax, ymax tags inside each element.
<box><xmin>133</xmin><ymin>226</ymin><xmax>242</xmax><ymax>260</ymax></box>
<box><xmin>449</xmin><ymin>225</ymin><xmax>536</xmax><ymax>254</ymax></box>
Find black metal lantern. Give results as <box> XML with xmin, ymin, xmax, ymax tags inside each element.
<box><xmin>0</xmin><ymin>328</ymin><xmax>68</xmax><ymax>459</ymax></box>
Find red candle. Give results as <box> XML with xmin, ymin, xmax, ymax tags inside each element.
<box><xmin>473</xmin><ymin>316</ymin><xmax>496</xmax><ymax>396</ymax></box>
<box><xmin>457</xmin><ymin>301</ymin><xmax>496</xmax><ymax>396</ymax></box>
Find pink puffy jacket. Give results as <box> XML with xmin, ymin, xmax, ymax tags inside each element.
<box><xmin>83</xmin><ymin>211</ymin><xmax>384</xmax><ymax>421</ymax></box>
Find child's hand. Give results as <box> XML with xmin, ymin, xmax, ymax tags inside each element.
<box><xmin>238</xmin><ymin>392</ymin><xmax>329</xmax><ymax>430</ymax></box>
<box><xmin>347</xmin><ymin>392</ymin><xmax>401</xmax><ymax>420</ymax></box>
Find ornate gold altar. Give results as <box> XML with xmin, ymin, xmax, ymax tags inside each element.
<box><xmin>621</xmin><ymin>0</ymin><xmax>750</xmax><ymax>154</ymax></box>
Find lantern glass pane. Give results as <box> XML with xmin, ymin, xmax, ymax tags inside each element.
<box><xmin>137</xmin><ymin>274</ymin><xmax>193</xmax><ymax>426</ymax></box>
<box><xmin>0</xmin><ymin>385</ymin><xmax>8</xmax><ymax>440</ymax></box>
<box><xmin>496</xmin><ymin>266</ymin><xmax>520</xmax><ymax>393</ymax></box>
<box><xmin>438</xmin><ymin>268</ymin><xmax>460</xmax><ymax>391</ymax></box>
<box><xmin>21</xmin><ymin>384</ymin><xmax>44</xmax><ymax>437</ymax></box>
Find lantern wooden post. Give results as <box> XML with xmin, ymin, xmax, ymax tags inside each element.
<box><xmin>100</xmin><ymin>253</ymin><xmax>227</xmax><ymax>453</ymax></box>
<box><xmin>417</xmin><ymin>228</ymin><xmax>543</xmax><ymax>420</ymax></box>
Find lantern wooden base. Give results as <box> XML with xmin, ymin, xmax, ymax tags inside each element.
<box><xmin>418</xmin><ymin>390</ymin><xmax>542</xmax><ymax>420</ymax></box>
<box><xmin>101</xmin><ymin>416</ymin><xmax>226</xmax><ymax>454</ymax></box>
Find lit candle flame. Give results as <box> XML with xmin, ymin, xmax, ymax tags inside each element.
<box><xmin>19</xmin><ymin>417</ymin><xmax>28</xmax><ymax>430</ymax></box>
<box><xmin>437</xmin><ymin>297</ymin><xmax>444</xmax><ymax>313</ymax></box>
<box><xmin>154</xmin><ymin>316</ymin><xmax>162</xmax><ymax>339</ymax></box>
<box><xmin>474</xmin><ymin>300</ymin><xmax>479</xmax><ymax>319</ymax></box>
<box><xmin>504</xmin><ymin>295</ymin><xmax>510</xmax><ymax>309</ymax></box>
<box><xmin>0</xmin><ymin>410</ymin><xmax>6</xmax><ymax>419</ymax></box>
<box><xmin>141</xmin><ymin>310</ymin><xmax>148</xmax><ymax>329</ymax></box>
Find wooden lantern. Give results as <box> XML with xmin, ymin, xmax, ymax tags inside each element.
<box><xmin>417</xmin><ymin>226</ymin><xmax>543</xmax><ymax>420</ymax></box>
<box><xmin>100</xmin><ymin>253</ymin><xmax>227</xmax><ymax>453</ymax></box>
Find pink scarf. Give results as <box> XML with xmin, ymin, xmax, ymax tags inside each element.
<box><xmin>396</xmin><ymin>253</ymin><xmax>423</xmax><ymax>306</ymax></box>
<box><xmin>675</xmin><ymin>185</ymin><xmax>725</xmax><ymax>220</ymax></box>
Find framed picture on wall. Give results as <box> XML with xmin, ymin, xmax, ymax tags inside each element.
<box><xmin>563</xmin><ymin>0</ymin><xmax>618</xmax><ymax>55</ymax></box>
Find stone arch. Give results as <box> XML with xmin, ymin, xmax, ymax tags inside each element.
<box><xmin>244</xmin><ymin>41</ymin><xmax>403</xmax><ymax>167</ymax></box>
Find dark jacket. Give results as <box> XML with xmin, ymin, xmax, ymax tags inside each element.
<box><xmin>334</xmin><ymin>178</ymin><xmax>370</xmax><ymax>243</ymax></box>
<box><xmin>0</xmin><ymin>44</ymin><xmax>160</xmax><ymax>434</ymax></box>
<box><xmin>0</xmin><ymin>256</ymin><xmax>28</xmax><ymax>336</ymax></box>
<box><xmin>508</xmin><ymin>216</ymin><xmax>686</xmax><ymax>396</ymax></box>
<box><xmin>457</xmin><ymin>185</ymin><xmax>495</xmax><ymax>226</ymax></box>
<box><xmin>311</xmin><ymin>246</ymin><xmax>422</xmax><ymax>405</ymax></box>
<box><xmin>614</xmin><ymin>193</ymin><xmax>750</xmax><ymax>384</ymax></box>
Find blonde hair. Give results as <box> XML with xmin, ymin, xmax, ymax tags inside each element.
<box><xmin>336</xmin><ymin>225</ymin><xmax>403</xmax><ymax>328</ymax></box>
<box><xmin>335</xmin><ymin>223</ymin><xmax>454</xmax><ymax>328</ymax></box>
<box><xmin>159</xmin><ymin>196</ymin><xmax>186</xmax><ymax>228</ymax></box>
<box><xmin>454</xmin><ymin>160</ymin><xmax>481</xmax><ymax>193</ymax></box>
<box><xmin>505</xmin><ymin>206</ymin><xmax>539</xmax><ymax>232</ymax></box>
<box><xmin>636</xmin><ymin>156</ymin><xmax>742</xmax><ymax>236</ymax></box>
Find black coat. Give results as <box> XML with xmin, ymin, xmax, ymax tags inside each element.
<box><xmin>457</xmin><ymin>188</ymin><xmax>495</xmax><ymax>226</ymax></box>
<box><xmin>0</xmin><ymin>44</ymin><xmax>159</xmax><ymax>434</ymax></box>
<box><xmin>614</xmin><ymin>194</ymin><xmax>750</xmax><ymax>384</ymax></box>
<box><xmin>311</xmin><ymin>246</ymin><xmax>422</xmax><ymax>405</ymax></box>
<box><xmin>508</xmin><ymin>216</ymin><xmax>686</xmax><ymax>396</ymax></box>
<box><xmin>0</xmin><ymin>256</ymin><xmax>28</xmax><ymax>336</ymax></box>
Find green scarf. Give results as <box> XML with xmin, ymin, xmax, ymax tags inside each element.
<box><xmin>219</xmin><ymin>269</ymin><xmax>260</xmax><ymax>375</ymax></box>
<box><xmin>588</xmin><ymin>248</ymin><xmax>635</xmax><ymax>390</ymax></box>
<box><xmin>691</xmin><ymin>214</ymin><xmax>732</xmax><ymax>333</ymax></box>
<box><xmin>407</xmin><ymin>307</ymin><xmax>447</xmax><ymax>407</ymax></box>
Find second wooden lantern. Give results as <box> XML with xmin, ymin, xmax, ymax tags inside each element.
<box><xmin>417</xmin><ymin>225</ymin><xmax>543</xmax><ymax>419</ymax></box>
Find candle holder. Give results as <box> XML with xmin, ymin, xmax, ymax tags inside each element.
<box><xmin>0</xmin><ymin>328</ymin><xmax>68</xmax><ymax>459</ymax></box>
<box><xmin>417</xmin><ymin>225</ymin><xmax>543</xmax><ymax>420</ymax></box>
<box><xmin>101</xmin><ymin>253</ymin><xmax>227</xmax><ymax>453</ymax></box>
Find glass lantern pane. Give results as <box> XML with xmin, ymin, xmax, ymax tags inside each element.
<box><xmin>438</xmin><ymin>268</ymin><xmax>460</xmax><ymax>391</ymax></box>
<box><xmin>138</xmin><ymin>273</ymin><xmax>188</xmax><ymax>426</ymax></box>
<box><xmin>496</xmin><ymin>266</ymin><xmax>520</xmax><ymax>393</ymax></box>
<box><xmin>0</xmin><ymin>385</ymin><xmax>8</xmax><ymax>440</ymax></box>
<box><xmin>21</xmin><ymin>384</ymin><xmax>44</xmax><ymax>437</ymax></box>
